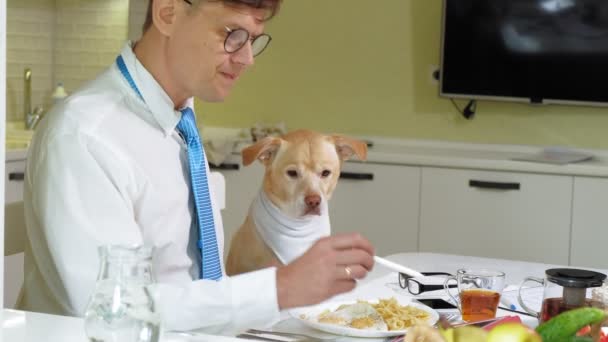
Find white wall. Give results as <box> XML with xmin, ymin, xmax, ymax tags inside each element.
<box><xmin>5</xmin><ymin>0</ymin><xmax>54</xmax><ymax>122</ymax></box>
<box><xmin>54</xmin><ymin>0</ymin><xmax>129</xmax><ymax>98</ymax></box>
<box><xmin>128</xmin><ymin>0</ymin><xmax>147</xmax><ymax>42</ymax></box>
<box><xmin>2</xmin><ymin>0</ymin><xmax>8</xmax><ymax>313</ymax></box>
<box><xmin>5</xmin><ymin>0</ymin><xmax>129</xmax><ymax>122</ymax></box>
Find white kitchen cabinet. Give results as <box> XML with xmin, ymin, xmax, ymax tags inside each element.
<box><xmin>419</xmin><ymin>167</ymin><xmax>572</xmax><ymax>265</ymax></box>
<box><xmin>570</xmin><ymin>177</ymin><xmax>608</xmax><ymax>269</ymax></box>
<box><xmin>330</xmin><ymin>162</ymin><xmax>421</xmax><ymax>256</ymax></box>
<box><xmin>4</xmin><ymin>157</ymin><xmax>26</xmax><ymax>309</ymax></box>
<box><xmin>5</xmin><ymin>159</ymin><xmax>25</xmax><ymax>204</ymax></box>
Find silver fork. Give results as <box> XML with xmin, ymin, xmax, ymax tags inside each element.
<box><xmin>440</xmin><ymin>312</ymin><xmax>460</xmax><ymax>322</ymax></box>
<box><xmin>242</xmin><ymin>328</ymin><xmax>334</xmax><ymax>341</ymax></box>
<box><xmin>236</xmin><ymin>333</ymin><xmax>288</xmax><ymax>341</ymax></box>
<box><xmin>437</xmin><ymin>312</ymin><xmax>463</xmax><ymax>327</ymax></box>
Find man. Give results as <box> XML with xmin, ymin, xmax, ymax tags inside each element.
<box><xmin>20</xmin><ymin>0</ymin><xmax>375</xmax><ymax>334</ymax></box>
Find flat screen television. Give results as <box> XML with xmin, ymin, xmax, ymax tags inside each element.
<box><xmin>440</xmin><ymin>0</ymin><xmax>608</xmax><ymax>107</ymax></box>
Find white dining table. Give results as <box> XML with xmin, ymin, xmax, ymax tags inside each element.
<box><xmin>3</xmin><ymin>252</ymin><xmax>606</xmax><ymax>341</ymax></box>
<box><xmin>268</xmin><ymin>252</ymin><xmax>608</xmax><ymax>341</ymax></box>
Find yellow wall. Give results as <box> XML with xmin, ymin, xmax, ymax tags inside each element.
<box><xmin>198</xmin><ymin>0</ymin><xmax>608</xmax><ymax>149</ymax></box>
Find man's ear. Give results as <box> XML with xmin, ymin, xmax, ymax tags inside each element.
<box><xmin>152</xmin><ymin>0</ymin><xmax>179</xmax><ymax>36</ymax></box>
<box><xmin>242</xmin><ymin>137</ymin><xmax>283</xmax><ymax>167</ymax></box>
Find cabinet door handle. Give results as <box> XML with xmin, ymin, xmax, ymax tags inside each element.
<box><xmin>340</xmin><ymin>172</ymin><xmax>374</xmax><ymax>181</ymax></box>
<box><xmin>9</xmin><ymin>172</ymin><xmax>25</xmax><ymax>181</ymax></box>
<box><xmin>209</xmin><ymin>163</ymin><xmax>240</xmax><ymax>171</ymax></box>
<box><xmin>469</xmin><ymin>180</ymin><xmax>520</xmax><ymax>190</ymax></box>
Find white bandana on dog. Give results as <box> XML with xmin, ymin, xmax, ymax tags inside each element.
<box><xmin>251</xmin><ymin>190</ymin><xmax>331</xmax><ymax>264</ymax></box>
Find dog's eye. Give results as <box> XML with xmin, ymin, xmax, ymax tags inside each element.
<box><xmin>286</xmin><ymin>170</ymin><xmax>298</xmax><ymax>178</ymax></box>
<box><xmin>321</xmin><ymin>170</ymin><xmax>331</xmax><ymax>178</ymax></box>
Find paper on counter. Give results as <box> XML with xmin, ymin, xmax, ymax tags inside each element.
<box><xmin>500</xmin><ymin>285</ymin><xmax>543</xmax><ymax>313</ymax></box>
<box><xmin>512</xmin><ymin>146</ymin><xmax>593</xmax><ymax>165</ymax></box>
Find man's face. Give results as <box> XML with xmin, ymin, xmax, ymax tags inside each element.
<box><xmin>167</xmin><ymin>1</ymin><xmax>267</xmax><ymax>102</ymax></box>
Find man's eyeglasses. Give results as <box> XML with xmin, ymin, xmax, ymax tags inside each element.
<box><xmin>398</xmin><ymin>272</ymin><xmax>456</xmax><ymax>295</ymax></box>
<box><xmin>224</xmin><ymin>27</ymin><xmax>271</xmax><ymax>57</ymax></box>
<box><xmin>183</xmin><ymin>0</ymin><xmax>272</xmax><ymax>57</ymax></box>
<box><xmin>184</xmin><ymin>0</ymin><xmax>268</xmax><ymax>8</ymax></box>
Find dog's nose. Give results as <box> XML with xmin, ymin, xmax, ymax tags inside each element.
<box><xmin>305</xmin><ymin>194</ymin><xmax>321</xmax><ymax>209</ymax></box>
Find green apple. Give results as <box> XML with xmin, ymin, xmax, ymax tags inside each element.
<box><xmin>439</xmin><ymin>326</ymin><xmax>455</xmax><ymax>342</ymax></box>
<box><xmin>487</xmin><ymin>323</ymin><xmax>542</xmax><ymax>342</ymax></box>
<box><xmin>454</xmin><ymin>326</ymin><xmax>489</xmax><ymax>342</ymax></box>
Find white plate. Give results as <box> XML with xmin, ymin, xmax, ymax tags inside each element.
<box><xmin>288</xmin><ymin>298</ymin><xmax>439</xmax><ymax>338</ymax></box>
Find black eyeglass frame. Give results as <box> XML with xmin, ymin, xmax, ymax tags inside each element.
<box><xmin>398</xmin><ymin>272</ymin><xmax>457</xmax><ymax>295</ymax></box>
<box><xmin>184</xmin><ymin>0</ymin><xmax>267</xmax><ymax>7</ymax></box>
<box><xmin>182</xmin><ymin>0</ymin><xmax>272</xmax><ymax>57</ymax></box>
<box><xmin>223</xmin><ymin>27</ymin><xmax>272</xmax><ymax>57</ymax></box>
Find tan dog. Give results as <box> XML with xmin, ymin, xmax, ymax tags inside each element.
<box><xmin>225</xmin><ymin>129</ymin><xmax>367</xmax><ymax>276</ymax></box>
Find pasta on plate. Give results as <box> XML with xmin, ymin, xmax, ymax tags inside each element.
<box><xmin>311</xmin><ymin>297</ymin><xmax>432</xmax><ymax>331</ymax></box>
<box><xmin>291</xmin><ymin>296</ymin><xmax>439</xmax><ymax>338</ymax></box>
<box><xmin>372</xmin><ymin>297</ymin><xmax>431</xmax><ymax>330</ymax></box>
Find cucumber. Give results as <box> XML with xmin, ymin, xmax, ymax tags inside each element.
<box><xmin>536</xmin><ymin>307</ymin><xmax>606</xmax><ymax>342</ymax></box>
<box><xmin>568</xmin><ymin>337</ymin><xmax>593</xmax><ymax>342</ymax></box>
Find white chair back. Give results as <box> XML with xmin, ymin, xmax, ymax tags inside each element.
<box><xmin>209</xmin><ymin>171</ymin><xmax>226</xmax><ymax>210</ymax></box>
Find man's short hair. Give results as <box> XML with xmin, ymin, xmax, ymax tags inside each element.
<box><xmin>142</xmin><ymin>0</ymin><xmax>282</xmax><ymax>34</ymax></box>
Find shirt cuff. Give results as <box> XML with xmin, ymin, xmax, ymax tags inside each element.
<box><xmin>150</xmin><ymin>266</ymin><xmax>281</xmax><ymax>334</ymax></box>
<box><xmin>229</xmin><ymin>266</ymin><xmax>281</xmax><ymax>330</ymax></box>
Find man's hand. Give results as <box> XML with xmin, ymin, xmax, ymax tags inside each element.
<box><xmin>276</xmin><ymin>232</ymin><xmax>375</xmax><ymax>309</ymax></box>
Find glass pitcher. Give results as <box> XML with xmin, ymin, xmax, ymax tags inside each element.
<box><xmin>84</xmin><ymin>245</ymin><xmax>161</xmax><ymax>342</ymax></box>
<box><xmin>517</xmin><ymin>268</ymin><xmax>606</xmax><ymax>323</ymax></box>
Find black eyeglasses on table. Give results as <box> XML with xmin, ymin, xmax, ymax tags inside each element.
<box><xmin>398</xmin><ymin>272</ymin><xmax>456</xmax><ymax>295</ymax></box>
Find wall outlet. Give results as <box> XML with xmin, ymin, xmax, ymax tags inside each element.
<box><xmin>429</xmin><ymin>65</ymin><xmax>440</xmax><ymax>85</ymax></box>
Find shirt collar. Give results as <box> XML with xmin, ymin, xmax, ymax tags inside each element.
<box><xmin>119</xmin><ymin>41</ymin><xmax>195</xmax><ymax>136</ymax></box>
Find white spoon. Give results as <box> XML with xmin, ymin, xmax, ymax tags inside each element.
<box><xmin>374</xmin><ymin>256</ymin><xmax>424</xmax><ymax>278</ymax></box>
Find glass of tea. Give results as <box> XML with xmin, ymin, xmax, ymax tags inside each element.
<box><xmin>444</xmin><ymin>269</ymin><xmax>506</xmax><ymax>322</ymax></box>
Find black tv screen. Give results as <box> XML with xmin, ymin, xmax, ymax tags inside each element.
<box><xmin>440</xmin><ymin>0</ymin><xmax>608</xmax><ymax>106</ymax></box>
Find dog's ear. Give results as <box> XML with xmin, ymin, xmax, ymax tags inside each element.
<box><xmin>332</xmin><ymin>135</ymin><xmax>368</xmax><ymax>161</ymax></box>
<box><xmin>242</xmin><ymin>137</ymin><xmax>283</xmax><ymax>166</ymax></box>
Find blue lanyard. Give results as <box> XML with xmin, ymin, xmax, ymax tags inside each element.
<box><xmin>116</xmin><ymin>55</ymin><xmax>145</xmax><ymax>103</ymax></box>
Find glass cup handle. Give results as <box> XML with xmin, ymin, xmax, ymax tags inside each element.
<box><xmin>517</xmin><ymin>276</ymin><xmax>544</xmax><ymax>318</ymax></box>
<box><xmin>444</xmin><ymin>276</ymin><xmax>460</xmax><ymax>311</ymax></box>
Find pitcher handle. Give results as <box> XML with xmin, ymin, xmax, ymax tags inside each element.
<box><xmin>444</xmin><ymin>276</ymin><xmax>460</xmax><ymax>311</ymax></box>
<box><xmin>517</xmin><ymin>276</ymin><xmax>544</xmax><ymax>318</ymax></box>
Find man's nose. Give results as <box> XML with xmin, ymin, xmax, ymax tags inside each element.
<box><xmin>233</xmin><ymin>42</ymin><xmax>255</xmax><ymax>66</ymax></box>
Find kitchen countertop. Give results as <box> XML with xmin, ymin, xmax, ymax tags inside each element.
<box><xmin>6</xmin><ymin>149</ymin><xmax>28</xmax><ymax>161</ymax></box>
<box><xmin>357</xmin><ymin>138</ymin><xmax>608</xmax><ymax>177</ymax></box>
<box><xmin>8</xmin><ymin>124</ymin><xmax>608</xmax><ymax>177</ymax></box>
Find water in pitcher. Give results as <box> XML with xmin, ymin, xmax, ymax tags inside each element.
<box><xmin>84</xmin><ymin>245</ymin><xmax>161</xmax><ymax>342</ymax></box>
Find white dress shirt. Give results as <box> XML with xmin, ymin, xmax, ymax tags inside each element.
<box><xmin>19</xmin><ymin>42</ymin><xmax>280</xmax><ymax>334</ymax></box>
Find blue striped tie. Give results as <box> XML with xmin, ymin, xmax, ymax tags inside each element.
<box><xmin>176</xmin><ymin>108</ymin><xmax>222</xmax><ymax>280</ymax></box>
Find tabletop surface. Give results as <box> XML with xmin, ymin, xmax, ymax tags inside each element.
<box><xmin>3</xmin><ymin>252</ymin><xmax>605</xmax><ymax>341</ymax></box>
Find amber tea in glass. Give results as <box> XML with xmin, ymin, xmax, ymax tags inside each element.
<box><xmin>444</xmin><ymin>268</ymin><xmax>506</xmax><ymax>322</ymax></box>
<box><xmin>460</xmin><ymin>288</ymin><xmax>501</xmax><ymax>322</ymax></box>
